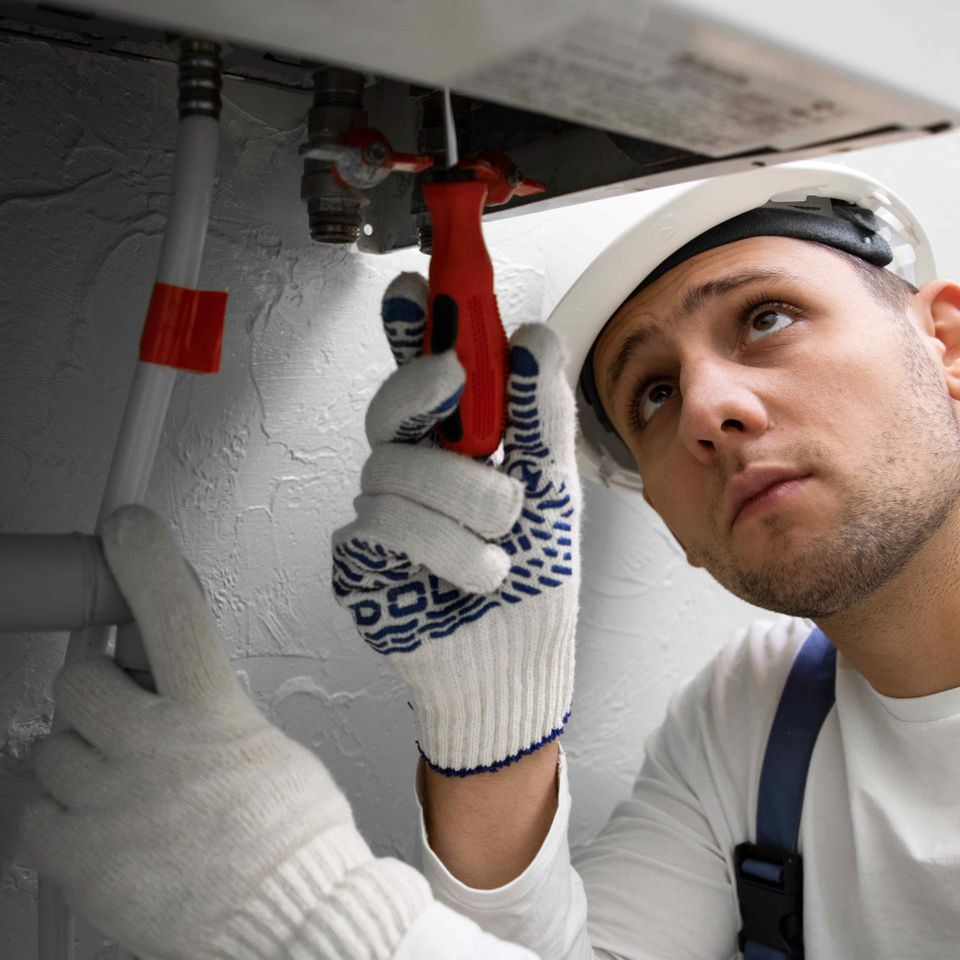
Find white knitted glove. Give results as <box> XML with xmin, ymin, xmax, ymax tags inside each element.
<box><xmin>20</xmin><ymin>504</ymin><xmax>432</xmax><ymax>960</ymax></box>
<box><xmin>332</xmin><ymin>273</ymin><xmax>581</xmax><ymax>775</ymax></box>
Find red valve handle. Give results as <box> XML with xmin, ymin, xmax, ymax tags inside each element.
<box><xmin>341</xmin><ymin>128</ymin><xmax>433</xmax><ymax>173</ymax></box>
<box><xmin>422</xmin><ymin>178</ymin><xmax>508</xmax><ymax>458</ymax></box>
<box><xmin>384</xmin><ymin>150</ymin><xmax>434</xmax><ymax>174</ymax></box>
<box><xmin>460</xmin><ymin>151</ymin><xmax>547</xmax><ymax>206</ymax></box>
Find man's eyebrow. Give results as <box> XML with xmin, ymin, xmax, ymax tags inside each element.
<box><xmin>606</xmin><ymin>325</ymin><xmax>664</xmax><ymax>393</ymax></box>
<box><xmin>678</xmin><ymin>269</ymin><xmax>801</xmax><ymax>320</ymax></box>
<box><xmin>604</xmin><ymin>269</ymin><xmax>803</xmax><ymax>394</ymax></box>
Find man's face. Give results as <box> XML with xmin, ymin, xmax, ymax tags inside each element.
<box><xmin>593</xmin><ymin>236</ymin><xmax>960</xmax><ymax>617</ymax></box>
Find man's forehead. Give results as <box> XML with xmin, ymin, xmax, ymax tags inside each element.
<box><xmin>613</xmin><ymin>237</ymin><xmax>822</xmax><ymax>325</ymax></box>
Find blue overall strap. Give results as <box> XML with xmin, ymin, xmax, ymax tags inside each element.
<box><xmin>736</xmin><ymin>627</ymin><xmax>837</xmax><ymax>960</ymax></box>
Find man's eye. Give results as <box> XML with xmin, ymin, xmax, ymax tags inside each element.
<box><xmin>744</xmin><ymin>306</ymin><xmax>795</xmax><ymax>343</ymax></box>
<box><xmin>630</xmin><ymin>379</ymin><xmax>677</xmax><ymax>430</ymax></box>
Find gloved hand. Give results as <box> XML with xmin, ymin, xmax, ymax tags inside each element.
<box><xmin>332</xmin><ymin>273</ymin><xmax>581</xmax><ymax>776</ymax></box>
<box><xmin>20</xmin><ymin>504</ymin><xmax>432</xmax><ymax>960</ymax></box>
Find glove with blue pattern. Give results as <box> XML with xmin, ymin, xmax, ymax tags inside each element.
<box><xmin>332</xmin><ymin>273</ymin><xmax>581</xmax><ymax>776</ymax></box>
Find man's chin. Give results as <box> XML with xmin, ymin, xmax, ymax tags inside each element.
<box><xmin>703</xmin><ymin>531</ymin><xmax>837</xmax><ymax>613</ymax></box>
<box><xmin>726</xmin><ymin>499</ymin><xmax>838</xmax><ymax>567</ymax></box>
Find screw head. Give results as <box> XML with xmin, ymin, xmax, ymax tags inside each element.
<box><xmin>364</xmin><ymin>143</ymin><xmax>388</xmax><ymax>164</ymax></box>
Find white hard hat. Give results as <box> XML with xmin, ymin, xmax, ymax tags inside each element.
<box><xmin>547</xmin><ymin>160</ymin><xmax>936</xmax><ymax>491</ymax></box>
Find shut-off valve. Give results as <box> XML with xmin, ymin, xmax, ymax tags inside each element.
<box><xmin>299</xmin><ymin>68</ymin><xmax>545</xmax><ymax>246</ymax></box>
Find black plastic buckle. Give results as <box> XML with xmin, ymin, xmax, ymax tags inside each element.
<box><xmin>735</xmin><ymin>842</ymin><xmax>804</xmax><ymax>959</ymax></box>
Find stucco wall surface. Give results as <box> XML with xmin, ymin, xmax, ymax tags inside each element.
<box><xmin>3</xmin><ymin>35</ymin><xmax>960</xmax><ymax>959</ymax></box>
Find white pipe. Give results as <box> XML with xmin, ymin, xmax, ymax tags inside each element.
<box><xmin>39</xmin><ymin>48</ymin><xmax>222</xmax><ymax>960</ymax></box>
<box><xmin>153</xmin><ymin>114</ymin><xmax>221</xmax><ymax>288</ymax></box>
<box><xmin>0</xmin><ymin>534</ymin><xmax>131</xmax><ymax>632</ymax></box>
<box><xmin>99</xmin><ymin>111</ymin><xmax>220</xmax><ymax>527</ymax></box>
<box><xmin>96</xmin><ymin>364</ymin><xmax>179</xmax><ymax>527</ymax></box>
<box><xmin>108</xmin><ymin>112</ymin><xmax>220</xmax><ymax>680</ymax></box>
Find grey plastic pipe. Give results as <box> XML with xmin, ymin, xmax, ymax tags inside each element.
<box><xmin>0</xmin><ymin>534</ymin><xmax>130</xmax><ymax>632</ymax></box>
<box><xmin>38</xmin><ymin>40</ymin><xmax>222</xmax><ymax>960</ymax></box>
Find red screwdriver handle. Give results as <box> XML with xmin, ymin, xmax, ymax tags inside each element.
<box><xmin>423</xmin><ymin>179</ymin><xmax>509</xmax><ymax>458</ymax></box>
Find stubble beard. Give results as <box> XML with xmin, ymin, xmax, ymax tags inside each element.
<box><xmin>690</xmin><ymin>330</ymin><xmax>960</xmax><ymax>618</ymax></box>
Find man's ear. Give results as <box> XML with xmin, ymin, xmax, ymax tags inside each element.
<box><xmin>917</xmin><ymin>281</ymin><xmax>960</xmax><ymax>400</ymax></box>
<box><xmin>642</xmin><ymin>490</ymin><xmax>703</xmax><ymax>569</ymax></box>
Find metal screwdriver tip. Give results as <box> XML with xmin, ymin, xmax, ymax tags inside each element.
<box><xmin>442</xmin><ymin>87</ymin><xmax>459</xmax><ymax>169</ymax></box>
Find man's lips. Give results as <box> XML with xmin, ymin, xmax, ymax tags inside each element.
<box><xmin>727</xmin><ymin>468</ymin><xmax>812</xmax><ymax>529</ymax></box>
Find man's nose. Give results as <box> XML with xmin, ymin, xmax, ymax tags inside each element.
<box><xmin>678</xmin><ymin>359</ymin><xmax>769</xmax><ymax>465</ymax></box>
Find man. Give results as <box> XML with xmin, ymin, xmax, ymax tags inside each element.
<box><xmin>23</xmin><ymin>160</ymin><xmax>960</xmax><ymax>958</ymax></box>
<box><xmin>392</xmin><ymin>159</ymin><xmax>960</xmax><ymax>959</ymax></box>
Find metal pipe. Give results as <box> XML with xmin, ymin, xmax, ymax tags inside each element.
<box><xmin>301</xmin><ymin>66</ymin><xmax>368</xmax><ymax>243</ymax></box>
<box><xmin>38</xmin><ymin>38</ymin><xmax>222</xmax><ymax>960</ymax></box>
<box><xmin>0</xmin><ymin>534</ymin><xmax>130</xmax><ymax>632</ymax></box>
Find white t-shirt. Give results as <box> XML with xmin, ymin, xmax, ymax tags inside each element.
<box><xmin>399</xmin><ymin>615</ymin><xmax>960</xmax><ymax>959</ymax></box>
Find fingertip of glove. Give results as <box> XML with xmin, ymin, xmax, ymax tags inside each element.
<box><xmin>101</xmin><ymin>504</ymin><xmax>166</xmax><ymax>561</ymax></box>
<box><xmin>382</xmin><ymin>273</ymin><xmax>428</xmax><ymax>313</ymax></box>
<box><xmin>365</xmin><ymin>351</ymin><xmax>466</xmax><ymax>446</ymax></box>
<box><xmin>509</xmin><ymin>323</ymin><xmax>567</xmax><ymax>379</ymax></box>
<box><xmin>30</xmin><ymin>729</ymin><xmax>80</xmax><ymax>788</ymax></box>
<box><xmin>52</xmin><ymin>656</ymin><xmax>140</xmax><ymax>739</ymax></box>
<box><xmin>464</xmin><ymin>545</ymin><xmax>512</xmax><ymax>596</ymax></box>
<box><xmin>423</xmin><ymin>348</ymin><xmax>466</xmax><ymax>381</ymax></box>
<box><xmin>102</xmin><ymin>502</ymin><xmax>148</xmax><ymax>538</ymax></box>
<box><xmin>54</xmin><ymin>654</ymin><xmax>120</xmax><ymax>704</ymax></box>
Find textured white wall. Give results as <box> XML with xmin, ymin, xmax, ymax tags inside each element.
<box><xmin>3</xmin><ymin>34</ymin><xmax>960</xmax><ymax>959</ymax></box>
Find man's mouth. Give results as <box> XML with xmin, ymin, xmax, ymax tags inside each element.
<box><xmin>727</xmin><ymin>467</ymin><xmax>813</xmax><ymax>529</ymax></box>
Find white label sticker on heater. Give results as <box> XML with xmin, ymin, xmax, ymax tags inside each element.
<box><xmin>453</xmin><ymin>5</ymin><xmax>898</xmax><ymax>158</ymax></box>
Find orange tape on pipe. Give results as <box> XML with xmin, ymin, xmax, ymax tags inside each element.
<box><xmin>140</xmin><ymin>282</ymin><xmax>227</xmax><ymax>372</ymax></box>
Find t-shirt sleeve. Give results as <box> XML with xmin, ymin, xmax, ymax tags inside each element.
<box><xmin>417</xmin><ymin>746</ymin><xmax>598</xmax><ymax>959</ymax></box>
<box><xmin>393</xmin><ymin>901</ymin><xmax>543</xmax><ymax>959</ymax></box>
<box><xmin>414</xmin><ymin>616</ymin><xmax>807</xmax><ymax>960</ymax></box>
